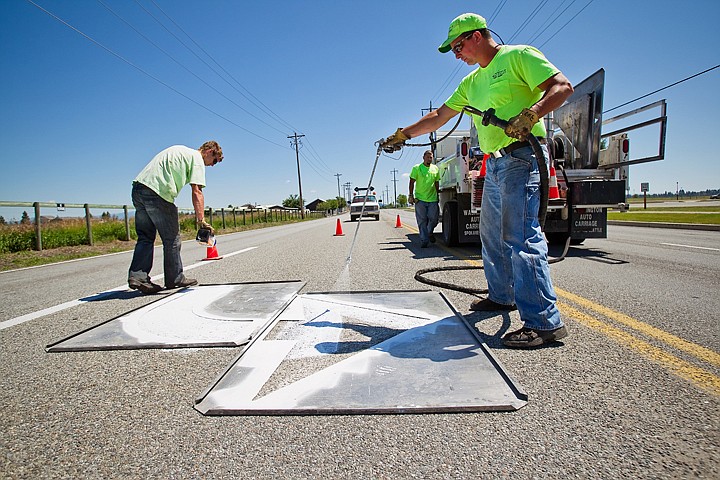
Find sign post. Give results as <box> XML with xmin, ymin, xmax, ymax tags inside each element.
<box><xmin>641</xmin><ymin>182</ymin><xmax>649</xmax><ymax>209</ymax></box>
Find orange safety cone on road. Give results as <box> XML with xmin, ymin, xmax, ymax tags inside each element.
<box><xmin>334</xmin><ymin>218</ymin><xmax>344</xmax><ymax>236</ymax></box>
<box><xmin>202</xmin><ymin>243</ymin><xmax>223</xmax><ymax>261</ymax></box>
<box><xmin>548</xmin><ymin>163</ymin><xmax>560</xmax><ymax>200</ymax></box>
<box><xmin>395</xmin><ymin>214</ymin><xmax>402</xmax><ymax>228</ymax></box>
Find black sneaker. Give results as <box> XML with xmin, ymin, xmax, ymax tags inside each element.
<box><xmin>167</xmin><ymin>277</ymin><xmax>198</xmax><ymax>289</ymax></box>
<box><xmin>502</xmin><ymin>325</ymin><xmax>568</xmax><ymax>348</ymax></box>
<box><xmin>128</xmin><ymin>278</ymin><xmax>163</xmax><ymax>294</ymax></box>
<box><xmin>469</xmin><ymin>298</ymin><xmax>517</xmax><ymax>312</ymax></box>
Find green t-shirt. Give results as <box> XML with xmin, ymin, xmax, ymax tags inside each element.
<box><xmin>445</xmin><ymin>45</ymin><xmax>560</xmax><ymax>153</ymax></box>
<box><xmin>410</xmin><ymin>163</ymin><xmax>440</xmax><ymax>202</ymax></box>
<box><xmin>134</xmin><ymin>145</ymin><xmax>206</xmax><ymax>204</ymax></box>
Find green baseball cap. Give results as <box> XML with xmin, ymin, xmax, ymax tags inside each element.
<box><xmin>438</xmin><ymin>13</ymin><xmax>487</xmax><ymax>53</ymax></box>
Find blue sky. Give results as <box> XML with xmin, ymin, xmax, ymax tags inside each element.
<box><xmin>1</xmin><ymin>0</ymin><xmax>719</xmax><ymax>221</ymax></box>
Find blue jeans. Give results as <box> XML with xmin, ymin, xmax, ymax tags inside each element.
<box><xmin>414</xmin><ymin>200</ymin><xmax>439</xmax><ymax>245</ymax></box>
<box><xmin>480</xmin><ymin>145</ymin><xmax>563</xmax><ymax>331</ymax></box>
<box><xmin>128</xmin><ymin>182</ymin><xmax>185</xmax><ymax>288</ymax></box>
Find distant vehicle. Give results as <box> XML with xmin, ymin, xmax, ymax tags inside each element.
<box><xmin>350</xmin><ymin>187</ymin><xmax>380</xmax><ymax>222</ymax></box>
<box><xmin>710</xmin><ymin>193</ymin><xmax>720</xmax><ymax>199</ymax></box>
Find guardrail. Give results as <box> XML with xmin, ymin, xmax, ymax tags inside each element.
<box><xmin>0</xmin><ymin>201</ymin><xmax>324</xmax><ymax>251</ymax></box>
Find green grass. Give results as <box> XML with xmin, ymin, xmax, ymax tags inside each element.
<box><xmin>608</xmin><ymin>212</ymin><xmax>720</xmax><ymax>224</ymax></box>
<box><xmin>623</xmin><ymin>206</ymin><xmax>720</xmax><ymax>212</ymax></box>
<box><xmin>0</xmin><ymin>213</ymin><xmax>322</xmax><ymax>271</ymax></box>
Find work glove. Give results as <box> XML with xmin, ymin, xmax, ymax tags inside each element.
<box><xmin>379</xmin><ymin>128</ymin><xmax>409</xmax><ymax>153</ymax></box>
<box><xmin>200</xmin><ymin>220</ymin><xmax>214</xmax><ymax>235</ymax></box>
<box><xmin>505</xmin><ymin>108</ymin><xmax>540</xmax><ymax>139</ymax></box>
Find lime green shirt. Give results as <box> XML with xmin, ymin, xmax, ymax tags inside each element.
<box><xmin>134</xmin><ymin>145</ymin><xmax>206</xmax><ymax>204</ymax></box>
<box><xmin>410</xmin><ymin>163</ymin><xmax>440</xmax><ymax>202</ymax></box>
<box><xmin>445</xmin><ymin>45</ymin><xmax>559</xmax><ymax>153</ymax></box>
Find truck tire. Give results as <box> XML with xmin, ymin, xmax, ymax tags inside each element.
<box><xmin>351</xmin><ymin>215</ymin><xmax>358</xmax><ymax>222</ymax></box>
<box><xmin>442</xmin><ymin>202</ymin><xmax>460</xmax><ymax>246</ymax></box>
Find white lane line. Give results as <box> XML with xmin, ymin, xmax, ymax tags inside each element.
<box><xmin>0</xmin><ymin>246</ymin><xmax>257</xmax><ymax>331</ymax></box>
<box><xmin>661</xmin><ymin>243</ymin><xmax>720</xmax><ymax>252</ymax></box>
<box><xmin>0</xmin><ymin>249</ymin><xmax>135</xmax><ymax>274</ymax></box>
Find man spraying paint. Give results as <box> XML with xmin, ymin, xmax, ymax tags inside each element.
<box><xmin>380</xmin><ymin>13</ymin><xmax>573</xmax><ymax>348</ymax></box>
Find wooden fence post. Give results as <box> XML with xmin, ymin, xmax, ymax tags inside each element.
<box><xmin>123</xmin><ymin>205</ymin><xmax>130</xmax><ymax>241</ymax></box>
<box><xmin>33</xmin><ymin>202</ymin><xmax>42</xmax><ymax>251</ymax></box>
<box><xmin>84</xmin><ymin>204</ymin><xmax>93</xmax><ymax>246</ymax></box>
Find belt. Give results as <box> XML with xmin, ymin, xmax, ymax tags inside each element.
<box><xmin>491</xmin><ymin>138</ymin><xmax>545</xmax><ymax>158</ymax></box>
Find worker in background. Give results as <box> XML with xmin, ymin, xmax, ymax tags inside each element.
<box><xmin>128</xmin><ymin>141</ymin><xmax>222</xmax><ymax>294</ymax></box>
<box><xmin>408</xmin><ymin>150</ymin><xmax>440</xmax><ymax>248</ymax></box>
<box><xmin>380</xmin><ymin>13</ymin><xmax>573</xmax><ymax>348</ymax></box>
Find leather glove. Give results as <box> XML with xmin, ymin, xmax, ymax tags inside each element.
<box><xmin>505</xmin><ymin>108</ymin><xmax>540</xmax><ymax>139</ymax></box>
<box><xmin>379</xmin><ymin>128</ymin><xmax>409</xmax><ymax>153</ymax></box>
<box><xmin>200</xmin><ymin>220</ymin><xmax>214</xmax><ymax>235</ymax></box>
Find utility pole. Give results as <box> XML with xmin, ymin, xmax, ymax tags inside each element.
<box><xmin>343</xmin><ymin>182</ymin><xmax>352</xmax><ymax>203</ymax></box>
<box><xmin>385</xmin><ymin>185</ymin><xmax>390</xmax><ymax>205</ymax></box>
<box><xmin>421</xmin><ymin>101</ymin><xmax>437</xmax><ymax>160</ymax></box>
<box><xmin>334</xmin><ymin>173</ymin><xmax>342</xmax><ymax>199</ymax></box>
<box><xmin>288</xmin><ymin>132</ymin><xmax>306</xmax><ymax>218</ymax></box>
<box><xmin>390</xmin><ymin>169</ymin><xmax>399</xmax><ymax>207</ymax></box>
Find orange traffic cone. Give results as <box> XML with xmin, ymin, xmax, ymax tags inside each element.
<box><xmin>334</xmin><ymin>218</ymin><xmax>344</xmax><ymax>236</ymax></box>
<box><xmin>395</xmin><ymin>215</ymin><xmax>402</xmax><ymax>228</ymax></box>
<box><xmin>548</xmin><ymin>163</ymin><xmax>560</xmax><ymax>200</ymax></box>
<box><xmin>202</xmin><ymin>244</ymin><xmax>223</xmax><ymax>261</ymax></box>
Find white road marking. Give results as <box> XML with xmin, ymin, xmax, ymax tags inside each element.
<box><xmin>661</xmin><ymin>243</ymin><xmax>720</xmax><ymax>252</ymax></box>
<box><xmin>0</xmin><ymin>246</ymin><xmax>257</xmax><ymax>331</ymax></box>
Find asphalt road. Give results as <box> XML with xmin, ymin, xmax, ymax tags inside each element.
<box><xmin>1</xmin><ymin>211</ymin><xmax>718</xmax><ymax>479</ymax></box>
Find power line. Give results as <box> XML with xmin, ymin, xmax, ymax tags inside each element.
<box><xmin>538</xmin><ymin>0</ymin><xmax>594</xmax><ymax>49</ymax></box>
<box><xmin>95</xmin><ymin>0</ymin><xmax>288</xmax><ymax>136</ymax></box>
<box><xmin>526</xmin><ymin>0</ymin><xmax>575</xmax><ymax>45</ymax></box>
<box><xmin>507</xmin><ymin>0</ymin><xmax>551</xmax><ymax>44</ymax></box>
<box><xmin>488</xmin><ymin>0</ymin><xmax>509</xmax><ymax>24</ymax></box>
<box><xmin>604</xmin><ymin>64</ymin><xmax>720</xmax><ymax>114</ymax></box>
<box><xmin>140</xmin><ymin>1</ymin><xmax>335</xmax><ymax>177</ymax></box>
<box><xmin>26</xmin><ymin>0</ymin><xmax>289</xmax><ymax>149</ymax></box>
<box><xmin>144</xmin><ymin>0</ymin><xmax>299</xmax><ymax>135</ymax></box>
<box><xmin>130</xmin><ymin>0</ymin><xmax>297</xmax><ymax>139</ymax></box>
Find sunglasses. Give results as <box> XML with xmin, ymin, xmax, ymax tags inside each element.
<box><xmin>212</xmin><ymin>152</ymin><xmax>223</xmax><ymax>165</ymax></box>
<box><xmin>451</xmin><ymin>31</ymin><xmax>475</xmax><ymax>54</ymax></box>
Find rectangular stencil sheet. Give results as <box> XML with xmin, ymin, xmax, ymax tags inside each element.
<box><xmin>46</xmin><ymin>281</ymin><xmax>304</xmax><ymax>352</ymax></box>
<box><xmin>195</xmin><ymin>291</ymin><xmax>527</xmax><ymax>415</ymax></box>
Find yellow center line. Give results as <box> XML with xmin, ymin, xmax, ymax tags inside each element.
<box><xmin>445</xmin><ymin>246</ymin><xmax>720</xmax><ymax>393</ymax></box>
<box><xmin>556</xmin><ymin>287</ymin><xmax>720</xmax><ymax>367</ymax></box>
<box><xmin>558</xmin><ymin>302</ymin><xmax>720</xmax><ymax>396</ymax></box>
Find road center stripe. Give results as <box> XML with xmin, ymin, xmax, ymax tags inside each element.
<box><xmin>556</xmin><ymin>287</ymin><xmax>720</xmax><ymax>367</ymax></box>
<box><xmin>558</xmin><ymin>302</ymin><xmax>720</xmax><ymax>396</ymax></box>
